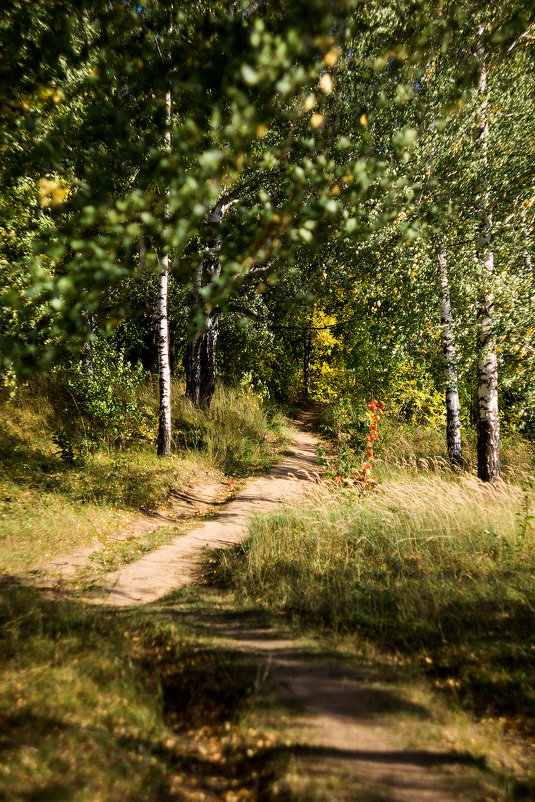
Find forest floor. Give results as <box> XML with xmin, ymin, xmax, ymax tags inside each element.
<box><xmin>4</xmin><ymin>416</ymin><xmax>531</xmax><ymax>801</ymax></box>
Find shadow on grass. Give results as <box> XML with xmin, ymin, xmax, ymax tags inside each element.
<box><xmin>216</xmin><ymin>534</ymin><xmax>535</xmax><ymax>740</ymax></box>
<box><xmin>0</xmin><ymin>431</ymin><xmax>175</xmax><ymax>510</ymax></box>
<box><xmin>340</xmin><ymin>581</ymin><xmax>535</xmax><ymax>734</ymax></box>
<box><xmin>0</xmin><ymin>580</ymin><xmax>532</xmax><ymax>802</ymax></box>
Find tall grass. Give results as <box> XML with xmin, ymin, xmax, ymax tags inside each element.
<box><xmin>374</xmin><ymin>418</ymin><xmax>534</xmax><ymax>483</ymax></box>
<box><xmin>219</xmin><ymin>474</ymin><xmax>535</xmax><ymax>731</ymax></box>
<box><xmin>318</xmin><ymin>403</ymin><xmax>534</xmax><ymax>484</ymax></box>
<box><xmin>170</xmin><ymin>382</ymin><xmax>291</xmax><ymax>476</ymax></box>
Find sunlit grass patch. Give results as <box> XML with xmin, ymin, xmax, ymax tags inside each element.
<box><xmin>0</xmin><ymin>382</ymin><xmax>289</xmax><ymax>573</ymax></box>
<box><xmin>218</xmin><ymin>473</ymin><xmax>535</xmax><ymax>738</ymax></box>
<box><xmin>0</xmin><ymin>483</ymin><xmax>130</xmax><ymax>574</ymax></box>
<box><xmin>171</xmin><ymin>382</ymin><xmax>292</xmax><ymax>476</ymax></box>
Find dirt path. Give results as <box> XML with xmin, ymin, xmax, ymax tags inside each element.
<box><xmin>206</xmin><ymin>613</ymin><xmax>484</xmax><ymax>802</ymax></box>
<box><xmin>78</xmin><ymin>418</ymin><xmax>509</xmax><ymax>800</ymax></box>
<box><xmin>86</xmin><ymin>419</ymin><xmax>320</xmax><ymax>606</ymax></box>
<box><xmin>33</xmin><ymin>471</ymin><xmax>228</xmax><ymax>583</ymax></box>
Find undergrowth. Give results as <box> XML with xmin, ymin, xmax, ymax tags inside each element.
<box><xmin>0</xmin><ymin>583</ymin><xmax>291</xmax><ymax>802</ymax></box>
<box><xmin>317</xmin><ymin>402</ymin><xmax>534</xmax><ymax>484</ymax></box>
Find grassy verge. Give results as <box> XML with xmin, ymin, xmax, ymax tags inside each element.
<box><xmin>317</xmin><ymin>404</ymin><xmax>534</xmax><ymax>484</ymax></box>
<box><xmin>217</xmin><ymin>472</ymin><xmax>535</xmax><ymax>747</ymax></box>
<box><xmin>0</xmin><ymin>582</ymin><xmax>308</xmax><ymax>802</ymax></box>
<box><xmin>3</xmin><ymin>581</ymin><xmax>527</xmax><ymax>802</ymax></box>
<box><xmin>171</xmin><ymin>383</ymin><xmax>291</xmax><ymax>477</ymax></box>
<box><xmin>0</xmin><ymin>382</ymin><xmax>290</xmax><ymax>574</ymax></box>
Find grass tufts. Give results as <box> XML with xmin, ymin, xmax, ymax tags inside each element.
<box><xmin>218</xmin><ymin>473</ymin><xmax>535</xmax><ymax>734</ymax></box>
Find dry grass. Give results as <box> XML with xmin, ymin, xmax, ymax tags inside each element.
<box><xmin>219</xmin><ymin>471</ymin><xmax>535</xmax><ymax>738</ymax></box>
<box><xmin>370</xmin><ymin>418</ymin><xmax>533</xmax><ymax>484</ymax></box>
<box><xmin>0</xmin><ymin>381</ymin><xmax>289</xmax><ymax>573</ymax></box>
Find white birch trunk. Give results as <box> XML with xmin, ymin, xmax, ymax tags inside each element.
<box><xmin>157</xmin><ymin>87</ymin><xmax>172</xmax><ymax>456</ymax></box>
<box><xmin>437</xmin><ymin>249</ymin><xmax>463</xmax><ymax>466</ymax></box>
<box><xmin>475</xmin><ymin>29</ymin><xmax>500</xmax><ymax>481</ymax></box>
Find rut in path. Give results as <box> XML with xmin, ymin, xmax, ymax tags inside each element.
<box><xmin>169</xmin><ymin>594</ymin><xmax>490</xmax><ymax>802</ymax></box>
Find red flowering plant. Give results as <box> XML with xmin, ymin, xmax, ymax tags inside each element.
<box><xmin>317</xmin><ymin>399</ymin><xmax>385</xmax><ymax>496</ymax></box>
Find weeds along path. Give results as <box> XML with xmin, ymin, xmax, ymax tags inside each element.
<box><xmin>83</xmin><ymin>418</ymin><xmax>509</xmax><ymax>800</ymax></box>
<box><xmin>85</xmin><ymin>418</ymin><xmax>320</xmax><ymax>606</ymax></box>
<box><xmin>178</xmin><ymin>593</ymin><xmax>492</xmax><ymax>802</ymax></box>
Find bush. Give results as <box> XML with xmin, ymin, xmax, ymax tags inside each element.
<box><xmin>51</xmin><ymin>339</ymin><xmax>153</xmax><ymax>454</ymax></box>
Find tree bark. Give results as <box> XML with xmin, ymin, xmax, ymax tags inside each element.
<box><xmin>475</xmin><ymin>29</ymin><xmax>500</xmax><ymax>482</ymax></box>
<box><xmin>303</xmin><ymin>325</ymin><xmax>312</xmax><ymax>399</ymax></box>
<box><xmin>157</xmin><ymin>86</ymin><xmax>172</xmax><ymax>456</ymax></box>
<box><xmin>184</xmin><ymin>199</ymin><xmax>235</xmax><ymax>409</ymax></box>
<box><xmin>436</xmin><ymin>248</ymin><xmax>463</xmax><ymax>467</ymax></box>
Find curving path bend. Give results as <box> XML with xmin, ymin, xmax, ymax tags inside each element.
<box><xmin>86</xmin><ymin>419</ymin><xmax>320</xmax><ymax>607</ymax></box>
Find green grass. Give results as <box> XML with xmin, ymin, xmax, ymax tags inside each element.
<box><xmin>0</xmin><ymin>583</ymin><xmax>293</xmax><ymax>802</ymax></box>
<box><xmin>317</xmin><ymin>404</ymin><xmax>534</xmax><ymax>484</ymax></box>
<box><xmin>82</xmin><ymin>524</ymin><xmax>191</xmax><ymax>576</ymax></box>
<box><xmin>0</xmin><ymin>381</ymin><xmax>290</xmax><ymax>573</ymax></box>
<box><xmin>218</xmin><ymin>472</ymin><xmax>535</xmax><ymax>741</ymax></box>
<box><xmin>171</xmin><ymin>383</ymin><xmax>291</xmax><ymax>476</ymax></box>
<box><xmin>3</xmin><ymin>582</ymin><xmax>528</xmax><ymax>802</ymax></box>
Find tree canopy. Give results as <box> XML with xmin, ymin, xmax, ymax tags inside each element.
<box><xmin>1</xmin><ymin>0</ymin><xmax>534</xmax><ymax>478</ymax></box>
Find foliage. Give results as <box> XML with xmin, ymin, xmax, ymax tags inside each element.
<box><xmin>317</xmin><ymin>399</ymin><xmax>384</xmax><ymax>494</ymax></box>
<box><xmin>52</xmin><ymin>338</ymin><xmax>150</xmax><ymax>453</ymax></box>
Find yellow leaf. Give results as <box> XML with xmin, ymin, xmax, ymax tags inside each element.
<box><xmin>324</xmin><ymin>47</ymin><xmax>340</xmax><ymax>67</ymax></box>
<box><xmin>319</xmin><ymin>73</ymin><xmax>333</xmax><ymax>94</ymax></box>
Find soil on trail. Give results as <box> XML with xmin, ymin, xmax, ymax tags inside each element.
<box><xmin>205</xmin><ymin>612</ymin><xmax>484</xmax><ymax>802</ymax></box>
<box><xmin>33</xmin><ymin>472</ymin><xmax>228</xmax><ymax>584</ymax></box>
<box><xmin>86</xmin><ymin>418</ymin><xmax>320</xmax><ymax>606</ymax></box>
<box><xmin>22</xmin><ymin>415</ymin><xmax>519</xmax><ymax>801</ymax></box>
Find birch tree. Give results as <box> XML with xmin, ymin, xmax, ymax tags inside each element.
<box><xmin>157</xmin><ymin>86</ymin><xmax>173</xmax><ymax>456</ymax></box>
<box><xmin>436</xmin><ymin>247</ymin><xmax>463</xmax><ymax>466</ymax></box>
<box><xmin>474</xmin><ymin>27</ymin><xmax>500</xmax><ymax>481</ymax></box>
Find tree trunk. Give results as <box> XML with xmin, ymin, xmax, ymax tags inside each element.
<box><xmin>436</xmin><ymin>248</ymin><xmax>463</xmax><ymax>467</ymax></box>
<box><xmin>184</xmin><ymin>317</ymin><xmax>219</xmax><ymax>408</ymax></box>
<box><xmin>184</xmin><ymin>199</ymin><xmax>235</xmax><ymax>409</ymax></box>
<box><xmin>303</xmin><ymin>325</ymin><xmax>312</xmax><ymax>399</ymax></box>
<box><xmin>157</xmin><ymin>87</ymin><xmax>172</xmax><ymax>456</ymax></box>
<box><xmin>475</xmin><ymin>30</ymin><xmax>500</xmax><ymax>481</ymax></box>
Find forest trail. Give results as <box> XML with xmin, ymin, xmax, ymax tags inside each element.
<box><xmin>33</xmin><ymin>472</ymin><xmax>229</xmax><ymax>583</ymax></box>
<box><xmin>84</xmin><ymin>418</ymin><xmax>488</xmax><ymax>801</ymax></box>
<box><xmin>183</xmin><ymin>599</ymin><xmax>483</xmax><ymax>802</ymax></box>
<box><xmin>29</xmin><ymin>418</ymin><xmax>505</xmax><ymax>800</ymax></box>
<box><xmin>85</xmin><ymin>416</ymin><xmax>320</xmax><ymax>606</ymax></box>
